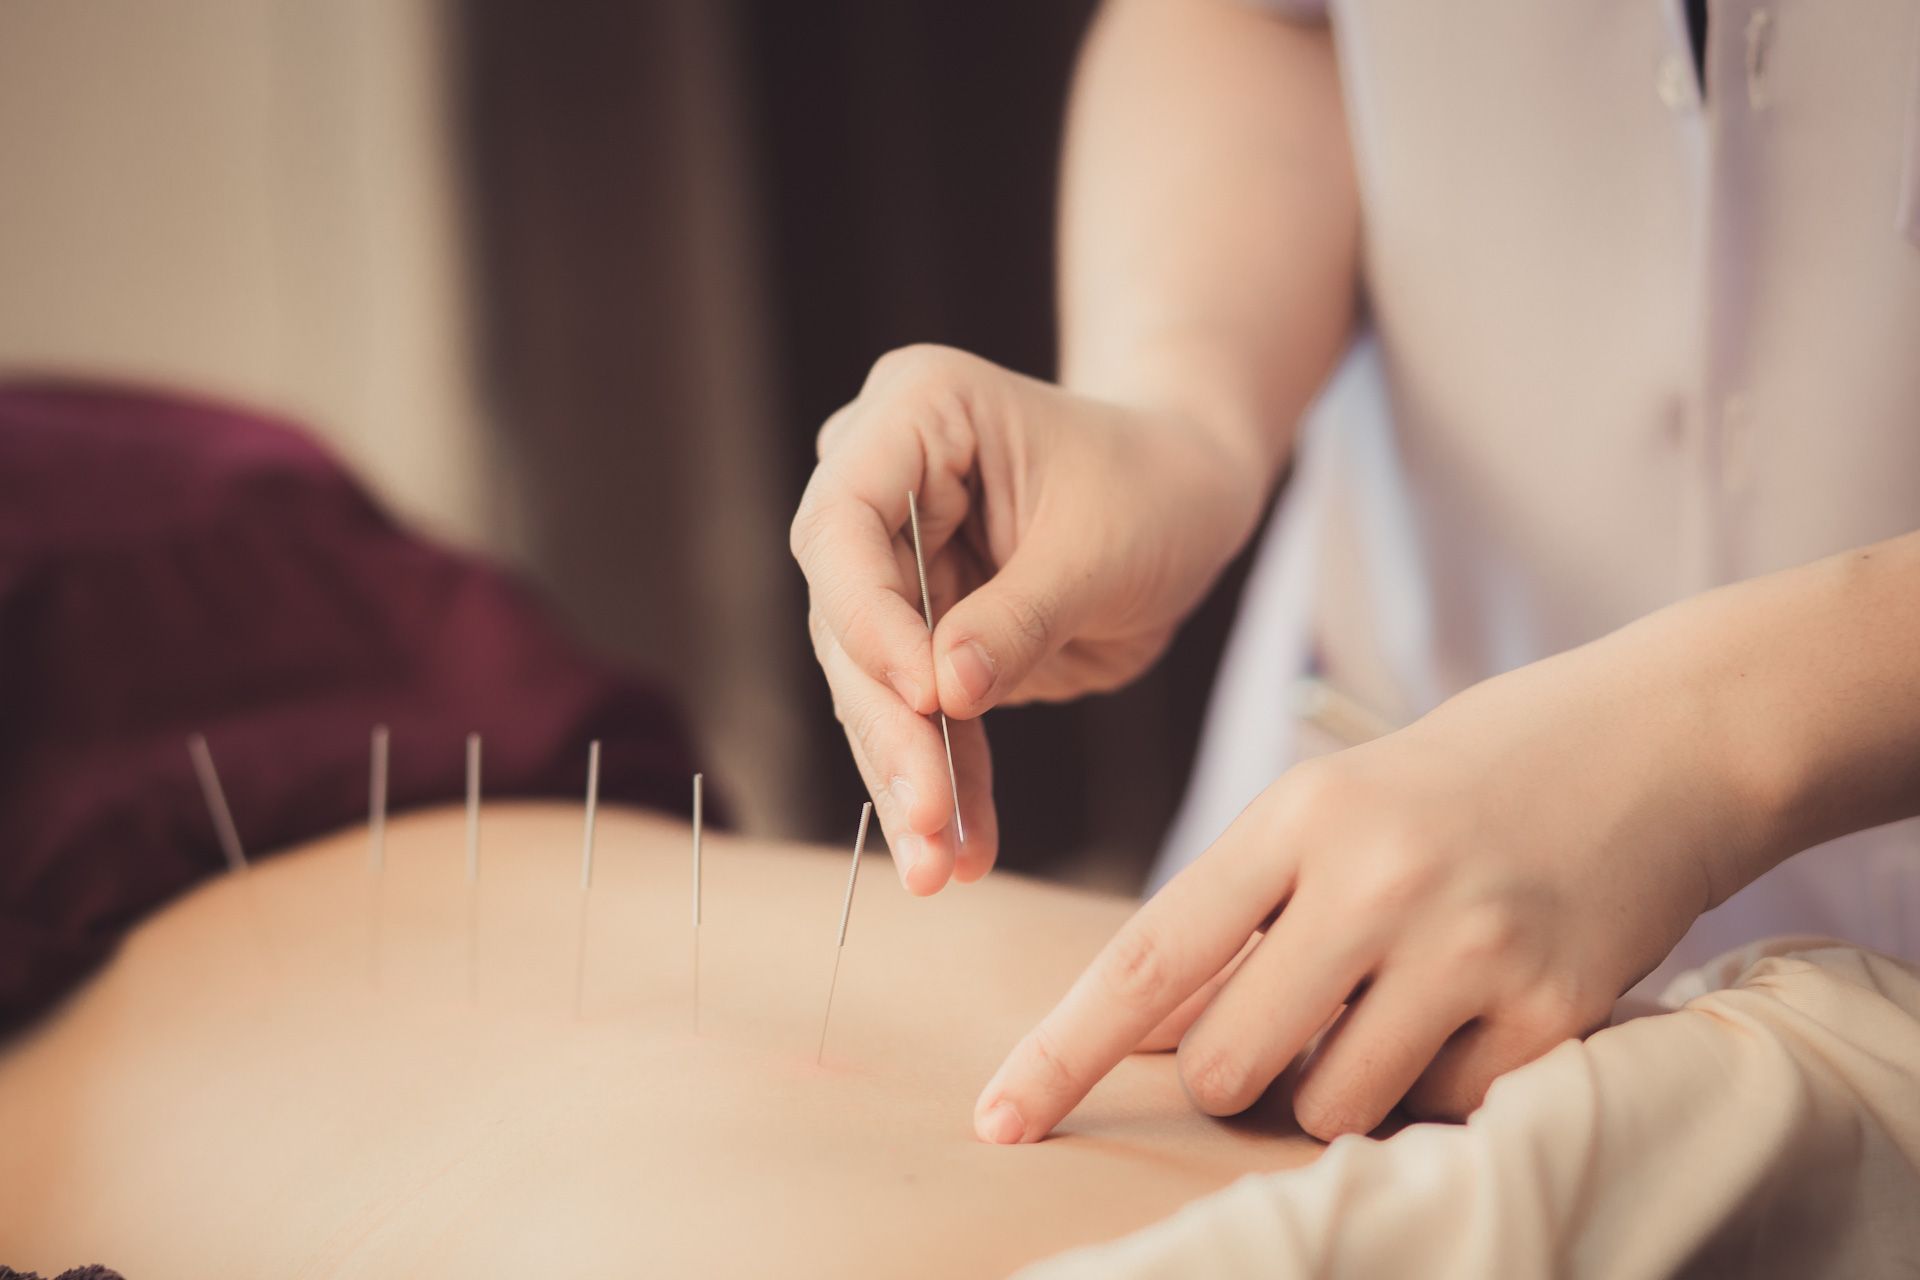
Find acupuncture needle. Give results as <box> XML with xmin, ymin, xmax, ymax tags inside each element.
<box><xmin>187</xmin><ymin>733</ymin><xmax>250</xmax><ymax>874</ymax></box>
<box><xmin>906</xmin><ymin>490</ymin><xmax>965</xmax><ymax>844</ymax></box>
<box><xmin>815</xmin><ymin>801</ymin><xmax>872</xmax><ymax>1065</ymax></box>
<box><xmin>572</xmin><ymin>739</ymin><xmax>601</xmax><ymax>1018</ymax></box>
<box><xmin>368</xmin><ymin>724</ymin><xmax>389</xmax><ymax>984</ymax></box>
<box><xmin>187</xmin><ymin>732</ymin><xmax>273</xmax><ymax>971</ymax></box>
<box><xmin>691</xmin><ymin>772</ymin><xmax>703</xmax><ymax>1035</ymax></box>
<box><xmin>465</xmin><ymin>732</ymin><xmax>481</xmax><ymax>1000</ymax></box>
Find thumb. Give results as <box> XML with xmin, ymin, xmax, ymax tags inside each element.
<box><xmin>931</xmin><ymin>542</ymin><xmax>1088</xmax><ymax>718</ymax></box>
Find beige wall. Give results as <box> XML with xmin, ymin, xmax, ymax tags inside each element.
<box><xmin>0</xmin><ymin>0</ymin><xmax>494</xmax><ymax>548</ymax></box>
<box><xmin>0</xmin><ymin>0</ymin><xmax>810</xmax><ymax>837</ymax></box>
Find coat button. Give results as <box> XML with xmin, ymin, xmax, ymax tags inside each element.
<box><xmin>1657</xmin><ymin>55</ymin><xmax>1695</xmax><ymax>111</ymax></box>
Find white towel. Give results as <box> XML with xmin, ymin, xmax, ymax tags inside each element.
<box><xmin>1022</xmin><ymin>938</ymin><xmax>1920</xmax><ymax>1279</ymax></box>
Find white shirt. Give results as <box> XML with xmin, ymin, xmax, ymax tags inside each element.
<box><xmin>1159</xmin><ymin>0</ymin><xmax>1920</xmax><ymax>989</ymax></box>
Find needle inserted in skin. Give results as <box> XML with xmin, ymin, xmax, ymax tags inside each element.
<box><xmin>465</xmin><ymin>732</ymin><xmax>481</xmax><ymax>998</ymax></box>
<box><xmin>572</xmin><ymin>739</ymin><xmax>601</xmax><ymax>1018</ymax></box>
<box><xmin>906</xmin><ymin>490</ymin><xmax>965</xmax><ymax>845</ymax></box>
<box><xmin>187</xmin><ymin>733</ymin><xmax>250</xmax><ymax>874</ymax></box>
<box><xmin>187</xmin><ymin>736</ymin><xmax>280</xmax><ymax>974</ymax></box>
<box><xmin>815</xmin><ymin>802</ymin><xmax>872</xmax><ymax>1065</ymax></box>
<box><xmin>691</xmin><ymin>772</ymin><xmax>704</xmax><ymax>1034</ymax></box>
<box><xmin>368</xmin><ymin>725</ymin><xmax>389</xmax><ymax>983</ymax></box>
<box><xmin>465</xmin><ymin>733</ymin><xmax>481</xmax><ymax>882</ymax></box>
<box><xmin>369</xmin><ymin>725</ymin><xmax>390</xmax><ymax>871</ymax></box>
<box><xmin>188</xmin><ymin>733</ymin><xmax>278</xmax><ymax>973</ymax></box>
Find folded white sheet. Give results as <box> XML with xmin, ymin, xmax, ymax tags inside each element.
<box><xmin>1023</xmin><ymin>939</ymin><xmax>1920</xmax><ymax>1279</ymax></box>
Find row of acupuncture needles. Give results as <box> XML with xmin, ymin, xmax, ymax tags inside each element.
<box><xmin>187</xmin><ymin>731</ymin><xmax>875</xmax><ymax>1064</ymax></box>
<box><xmin>181</xmin><ymin>489</ymin><xmax>953</xmax><ymax>1053</ymax></box>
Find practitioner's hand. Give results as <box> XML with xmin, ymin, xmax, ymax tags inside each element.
<box><xmin>973</xmin><ymin>618</ymin><xmax>1784</xmax><ymax>1143</ymax></box>
<box><xmin>791</xmin><ymin>345</ymin><xmax>1264</xmax><ymax>895</ymax></box>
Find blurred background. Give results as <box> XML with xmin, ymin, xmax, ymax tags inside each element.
<box><xmin>0</xmin><ymin>0</ymin><xmax>1262</xmax><ymax>892</ymax></box>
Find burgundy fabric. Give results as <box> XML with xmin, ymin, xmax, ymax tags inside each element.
<box><xmin>0</xmin><ymin>381</ymin><xmax>703</xmax><ymax>1032</ymax></box>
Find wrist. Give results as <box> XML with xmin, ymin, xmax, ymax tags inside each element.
<box><xmin>1121</xmin><ymin>400</ymin><xmax>1272</xmax><ymax>576</ymax></box>
<box><xmin>1066</xmin><ymin>338</ymin><xmax>1295</xmax><ymax>501</ymax></box>
<box><xmin>1695</xmin><ymin>539</ymin><xmax>1920</xmax><ymax>863</ymax></box>
<box><xmin>1639</xmin><ymin>592</ymin><xmax>1814</xmax><ymax>902</ymax></box>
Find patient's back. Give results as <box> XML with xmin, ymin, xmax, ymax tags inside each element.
<box><xmin>0</xmin><ymin>804</ymin><xmax>1315</xmax><ymax>1277</ymax></box>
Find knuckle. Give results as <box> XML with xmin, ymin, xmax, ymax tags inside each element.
<box><xmin>1517</xmin><ymin>978</ymin><xmax>1600</xmax><ymax>1042</ymax></box>
<box><xmin>831</xmin><ymin>585</ymin><xmax>919</xmax><ymax>674</ymax></box>
<box><xmin>1267</xmin><ymin>758</ymin><xmax>1347</xmax><ymax>830</ymax></box>
<box><xmin>830</xmin><ymin>581</ymin><xmax>884</xmax><ymax>647</ymax></box>
<box><xmin>806</xmin><ymin>609</ymin><xmax>836</xmax><ymax>663</ymax></box>
<box><xmin>1179</xmin><ymin>1041</ymin><xmax>1257</xmax><ymax>1117</ymax></box>
<box><xmin>866</xmin><ymin>342</ymin><xmax>964</xmax><ymax>393</ymax></box>
<box><xmin>1098</xmin><ymin>926</ymin><xmax>1174</xmax><ymax>1013</ymax></box>
<box><xmin>814</xmin><ymin>404</ymin><xmax>854</xmax><ymax>460</ymax></box>
<box><xmin>1345</xmin><ymin>839</ymin><xmax>1438</xmax><ymax>914</ymax></box>
<box><xmin>1021</xmin><ymin>1024</ymin><xmax>1079</xmax><ymax>1101</ymax></box>
<box><xmin>1445</xmin><ymin>903</ymin><xmax>1523</xmax><ymax>970</ymax></box>
<box><xmin>990</xmin><ymin>585</ymin><xmax>1058</xmax><ymax>654</ymax></box>
<box><xmin>843</xmin><ymin>693</ymin><xmax>890</xmax><ymax>754</ymax></box>
<box><xmin>1293</xmin><ymin>1087</ymin><xmax>1374</xmax><ymax>1142</ymax></box>
<box><xmin>788</xmin><ymin>499</ymin><xmax>830</xmax><ymax>567</ymax></box>
<box><xmin>864</xmin><ymin>345</ymin><xmax>981</xmax><ymax>460</ymax></box>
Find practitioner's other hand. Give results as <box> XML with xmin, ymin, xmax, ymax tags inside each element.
<box><xmin>973</xmin><ymin>615</ymin><xmax>1786</xmax><ymax>1143</ymax></box>
<box><xmin>791</xmin><ymin>345</ymin><xmax>1264</xmax><ymax>895</ymax></box>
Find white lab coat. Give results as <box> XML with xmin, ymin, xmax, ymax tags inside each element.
<box><xmin>1158</xmin><ymin>0</ymin><xmax>1920</xmax><ymax>994</ymax></box>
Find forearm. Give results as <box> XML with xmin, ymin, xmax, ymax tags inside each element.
<box><xmin>1670</xmin><ymin>530</ymin><xmax>1920</xmax><ymax>896</ymax></box>
<box><xmin>1057</xmin><ymin>0</ymin><xmax>1359</xmax><ymax>492</ymax></box>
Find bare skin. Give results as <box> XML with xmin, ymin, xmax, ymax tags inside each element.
<box><xmin>0</xmin><ymin>804</ymin><xmax>1316</xmax><ymax>1278</ymax></box>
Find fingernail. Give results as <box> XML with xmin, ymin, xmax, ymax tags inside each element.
<box><xmin>892</xmin><ymin>835</ymin><xmax>922</xmax><ymax>886</ymax></box>
<box><xmin>888</xmin><ymin>775</ymin><xmax>918</xmax><ymax>825</ymax></box>
<box><xmin>977</xmin><ymin>1101</ymin><xmax>1024</xmax><ymax>1145</ymax></box>
<box><xmin>946</xmin><ymin>640</ymin><xmax>996</xmax><ymax>704</ymax></box>
<box><xmin>885</xmin><ymin>668</ymin><xmax>923</xmax><ymax>709</ymax></box>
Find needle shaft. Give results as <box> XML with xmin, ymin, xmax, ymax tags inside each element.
<box><xmin>815</xmin><ymin>802</ymin><xmax>872</xmax><ymax>1065</ymax></box>
<box><xmin>187</xmin><ymin>733</ymin><xmax>274</xmax><ymax>973</ymax></box>
<box><xmin>369</xmin><ymin>725</ymin><xmax>389</xmax><ymax>872</ymax></box>
<box><xmin>465</xmin><ymin>732</ymin><xmax>481</xmax><ymax>999</ymax></box>
<box><xmin>368</xmin><ymin>725</ymin><xmax>389</xmax><ymax>984</ymax></box>
<box><xmin>906</xmin><ymin>491</ymin><xmax>965</xmax><ymax>844</ymax></box>
<box><xmin>465</xmin><ymin>733</ymin><xmax>481</xmax><ymax>884</ymax></box>
<box><xmin>573</xmin><ymin>740</ymin><xmax>601</xmax><ymax>1018</ymax></box>
<box><xmin>187</xmin><ymin>733</ymin><xmax>249</xmax><ymax>874</ymax></box>
<box><xmin>579</xmin><ymin>740</ymin><xmax>601</xmax><ymax>892</ymax></box>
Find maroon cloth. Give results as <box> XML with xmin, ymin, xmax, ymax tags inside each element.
<box><xmin>0</xmin><ymin>381</ymin><xmax>703</xmax><ymax>1031</ymax></box>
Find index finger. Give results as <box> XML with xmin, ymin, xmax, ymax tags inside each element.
<box><xmin>971</xmin><ymin>798</ymin><xmax>1296</xmax><ymax>1144</ymax></box>
<box><xmin>790</xmin><ymin>422</ymin><xmax>944</xmax><ymax>715</ymax></box>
